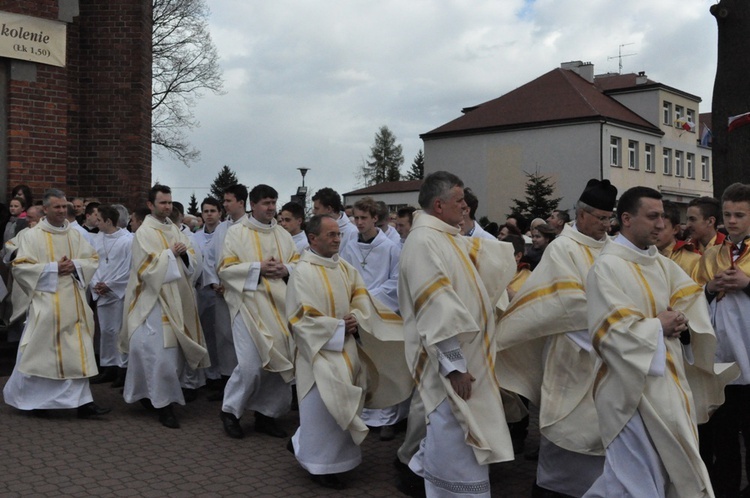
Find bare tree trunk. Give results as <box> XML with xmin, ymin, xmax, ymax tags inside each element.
<box><xmin>711</xmin><ymin>0</ymin><xmax>750</xmax><ymax>197</ymax></box>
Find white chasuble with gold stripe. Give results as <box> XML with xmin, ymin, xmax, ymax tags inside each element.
<box><xmin>218</xmin><ymin>216</ymin><xmax>299</xmax><ymax>382</ymax></box>
<box><xmin>398</xmin><ymin>211</ymin><xmax>517</xmax><ymax>466</ymax></box>
<box><xmin>286</xmin><ymin>250</ymin><xmax>412</xmax><ymax>445</ymax></box>
<box><xmin>497</xmin><ymin>224</ymin><xmax>606</xmax><ymax>455</ymax></box>
<box><xmin>120</xmin><ymin>215</ymin><xmax>208</xmax><ymax>369</ymax></box>
<box><xmin>587</xmin><ymin>240</ymin><xmax>738</xmax><ymax>498</ymax></box>
<box><xmin>13</xmin><ymin>219</ymin><xmax>99</xmax><ymax>379</ymax></box>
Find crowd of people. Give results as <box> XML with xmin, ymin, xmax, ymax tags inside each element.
<box><xmin>0</xmin><ymin>173</ymin><xmax>748</xmax><ymax>497</ymax></box>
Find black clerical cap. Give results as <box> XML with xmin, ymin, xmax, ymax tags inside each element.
<box><xmin>579</xmin><ymin>179</ymin><xmax>617</xmax><ymax>211</ymax></box>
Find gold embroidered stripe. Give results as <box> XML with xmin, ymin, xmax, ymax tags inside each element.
<box><xmin>413</xmin><ymin>348</ymin><xmax>428</xmax><ymax>384</ymax></box>
<box><xmin>669</xmin><ymin>284</ymin><xmax>702</xmax><ymax>307</ymax></box>
<box><xmin>505</xmin><ymin>280</ymin><xmax>585</xmax><ymax>316</ymax></box>
<box><xmin>413</xmin><ymin>276</ymin><xmax>451</xmax><ymax>316</ymax></box>
<box><xmin>468</xmin><ymin>237</ymin><xmax>481</xmax><ymax>267</ymax></box>
<box><xmin>632</xmin><ymin>263</ymin><xmax>656</xmax><ymax>318</ymax></box>
<box><xmin>219</xmin><ymin>256</ymin><xmax>240</xmax><ymax>270</ymax></box>
<box><xmin>592</xmin><ymin>308</ymin><xmax>645</xmax><ymax>353</ymax></box>
<box><xmin>289</xmin><ymin>305</ymin><xmax>324</xmax><ymax>326</ymax></box>
<box><xmin>318</xmin><ymin>267</ymin><xmax>336</xmax><ymax>317</ymax></box>
<box><xmin>264</xmin><ymin>278</ymin><xmax>290</xmax><ymax>337</ymax></box>
<box><xmin>342</xmin><ymin>349</ymin><xmax>354</xmax><ymax>379</ymax></box>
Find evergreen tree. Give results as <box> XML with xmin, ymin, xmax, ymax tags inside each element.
<box><xmin>210</xmin><ymin>165</ymin><xmax>239</xmax><ymax>200</ymax></box>
<box><xmin>404</xmin><ymin>149</ymin><xmax>425</xmax><ymax>180</ymax></box>
<box><xmin>187</xmin><ymin>192</ymin><xmax>199</xmax><ymax>216</ymax></box>
<box><xmin>508</xmin><ymin>171</ymin><xmax>562</xmax><ymax>221</ymax></box>
<box><xmin>359</xmin><ymin>126</ymin><xmax>404</xmax><ymax>186</ymax></box>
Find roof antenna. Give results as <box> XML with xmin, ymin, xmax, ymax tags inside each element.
<box><xmin>607</xmin><ymin>43</ymin><xmax>637</xmax><ymax>74</ymax></box>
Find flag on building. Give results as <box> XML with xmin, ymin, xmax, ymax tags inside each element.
<box><xmin>728</xmin><ymin>111</ymin><xmax>750</xmax><ymax>132</ymax></box>
<box><xmin>700</xmin><ymin>124</ymin><xmax>712</xmax><ymax>146</ymax></box>
<box><xmin>675</xmin><ymin>116</ymin><xmax>696</xmax><ymax>132</ymax></box>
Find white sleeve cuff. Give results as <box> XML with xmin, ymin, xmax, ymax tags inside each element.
<box><xmin>436</xmin><ymin>336</ymin><xmax>467</xmax><ymax>376</ymax></box>
<box><xmin>322</xmin><ymin>320</ymin><xmax>346</xmax><ymax>352</ymax></box>
<box><xmin>648</xmin><ymin>325</ymin><xmax>666</xmax><ymax>377</ymax></box>
<box><xmin>163</xmin><ymin>251</ymin><xmax>182</xmax><ymax>284</ymax></box>
<box><xmin>566</xmin><ymin>329</ymin><xmax>593</xmax><ymax>352</ymax></box>
<box><xmin>243</xmin><ymin>262</ymin><xmax>261</xmax><ymax>291</ymax></box>
<box><xmin>36</xmin><ymin>262</ymin><xmax>59</xmax><ymax>292</ymax></box>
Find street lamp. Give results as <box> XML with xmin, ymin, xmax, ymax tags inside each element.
<box><xmin>297</xmin><ymin>168</ymin><xmax>310</xmax><ymax>187</ymax></box>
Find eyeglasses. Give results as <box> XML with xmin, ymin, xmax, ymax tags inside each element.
<box><xmin>583</xmin><ymin>209</ymin><xmax>611</xmax><ymax>223</ymax></box>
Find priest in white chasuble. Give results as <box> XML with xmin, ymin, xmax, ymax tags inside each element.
<box><xmin>217</xmin><ymin>184</ymin><xmax>299</xmax><ymax>440</ymax></box>
<box><xmin>584</xmin><ymin>186</ymin><xmax>737</xmax><ymax>498</ymax></box>
<box><xmin>3</xmin><ymin>189</ymin><xmax>110</xmax><ymax>418</ymax></box>
<box><xmin>497</xmin><ymin>179</ymin><xmax>617</xmax><ymax>497</ymax></box>
<box><xmin>120</xmin><ymin>184</ymin><xmax>209</xmax><ymax>429</ymax></box>
<box><xmin>286</xmin><ymin>214</ymin><xmax>412</xmax><ymax>491</ymax></box>
<box><xmin>399</xmin><ymin>171</ymin><xmax>516</xmax><ymax>498</ymax></box>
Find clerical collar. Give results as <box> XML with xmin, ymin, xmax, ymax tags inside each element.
<box><xmin>358</xmin><ymin>233</ymin><xmax>377</xmax><ymax>244</ymax></box>
<box><xmin>614</xmin><ymin>233</ymin><xmax>649</xmax><ymax>254</ymax></box>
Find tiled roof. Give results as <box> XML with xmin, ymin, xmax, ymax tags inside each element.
<box><xmin>422</xmin><ymin>68</ymin><xmax>663</xmax><ymax>139</ymax></box>
<box><xmin>344</xmin><ymin>180</ymin><xmax>424</xmax><ymax>196</ymax></box>
<box><xmin>593</xmin><ymin>73</ymin><xmax>657</xmax><ymax>92</ymax></box>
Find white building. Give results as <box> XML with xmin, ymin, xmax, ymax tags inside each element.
<box><xmin>421</xmin><ymin>61</ymin><xmax>713</xmax><ymax>222</ymax></box>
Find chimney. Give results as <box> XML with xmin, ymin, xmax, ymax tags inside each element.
<box><xmin>636</xmin><ymin>71</ymin><xmax>648</xmax><ymax>85</ymax></box>
<box><xmin>561</xmin><ymin>60</ymin><xmax>594</xmax><ymax>83</ymax></box>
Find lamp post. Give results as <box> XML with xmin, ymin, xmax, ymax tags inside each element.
<box><xmin>294</xmin><ymin>168</ymin><xmax>311</xmax><ymax>208</ymax></box>
<box><xmin>297</xmin><ymin>168</ymin><xmax>310</xmax><ymax>188</ymax></box>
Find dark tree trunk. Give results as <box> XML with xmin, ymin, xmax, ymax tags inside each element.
<box><xmin>711</xmin><ymin>1</ymin><xmax>750</xmax><ymax>197</ymax></box>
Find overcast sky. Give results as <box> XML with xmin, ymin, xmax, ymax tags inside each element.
<box><xmin>152</xmin><ymin>0</ymin><xmax>720</xmax><ymax>208</ymax></box>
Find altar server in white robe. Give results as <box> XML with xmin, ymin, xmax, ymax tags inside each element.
<box><xmin>279</xmin><ymin>201</ymin><xmax>309</xmax><ymax>253</ymax></box>
<box><xmin>692</xmin><ymin>182</ymin><xmax>750</xmax><ymax>498</ymax></box>
<box><xmin>218</xmin><ymin>184</ymin><xmax>299</xmax><ymax>439</ymax></box>
<box><xmin>399</xmin><ymin>171</ymin><xmax>517</xmax><ymax>498</ymax></box>
<box><xmin>120</xmin><ymin>184</ymin><xmax>209</xmax><ymax>429</ymax></box>
<box><xmin>584</xmin><ymin>186</ymin><xmax>737</xmax><ymax>498</ymax></box>
<box><xmin>340</xmin><ymin>196</ymin><xmax>404</xmax><ymax>439</ymax></box>
<box><xmin>88</xmin><ymin>205</ymin><xmax>132</xmax><ymax>385</ymax></box>
<box><xmin>286</xmin><ymin>214</ymin><xmax>412</xmax><ymax>490</ymax></box>
<box><xmin>311</xmin><ymin>187</ymin><xmax>358</xmax><ymax>252</ymax></box>
<box><xmin>3</xmin><ymin>189</ymin><xmax>110</xmax><ymax>418</ymax></box>
<box><xmin>190</xmin><ymin>196</ymin><xmax>223</xmax><ymax>381</ymax></box>
<box><xmin>497</xmin><ymin>179</ymin><xmax>617</xmax><ymax>497</ymax></box>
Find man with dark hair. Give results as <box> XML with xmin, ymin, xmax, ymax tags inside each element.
<box><xmin>129</xmin><ymin>207</ymin><xmax>150</xmax><ymax>233</ymax></box>
<box><xmin>88</xmin><ymin>205</ymin><xmax>133</xmax><ymax>386</ymax></box>
<box><xmin>395</xmin><ymin>206</ymin><xmax>416</xmax><ymax>244</ymax></box>
<box><xmin>656</xmin><ymin>200</ymin><xmax>701</xmax><ymax>277</ymax></box>
<box><xmin>584</xmin><ymin>186</ymin><xmax>734</xmax><ymax>497</ymax></box>
<box><xmin>686</xmin><ymin>196</ymin><xmax>724</xmax><ymax>254</ymax></box>
<box><xmin>498</xmin><ymin>179</ymin><xmax>618</xmax><ymax>496</ymax></box>
<box><xmin>66</xmin><ymin>202</ymin><xmax>94</xmax><ymax>244</ymax></box>
<box><xmin>694</xmin><ymin>182</ymin><xmax>750</xmax><ymax>497</ymax></box>
<box><xmin>83</xmin><ymin>201</ymin><xmax>100</xmax><ymax>234</ymax></box>
<box><xmin>312</xmin><ymin>187</ymin><xmax>357</xmax><ymax>251</ymax></box>
<box><xmin>547</xmin><ymin>209</ymin><xmax>571</xmax><ymax>235</ymax></box>
<box><xmin>399</xmin><ymin>171</ymin><xmax>516</xmax><ymax>496</ymax></box>
<box><xmin>205</xmin><ymin>183</ymin><xmax>249</xmax><ymax>381</ymax></box>
<box><xmin>218</xmin><ymin>184</ymin><xmax>298</xmax><ymax>439</ymax></box>
<box><xmin>503</xmin><ymin>233</ymin><xmax>530</xmax><ymax>301</ymax></box>
<box><xmin>191</xmin><ymin>197</ymin><xmax>224</xmax><ymax>383</ymax></box>
<box><xmin>3</xmin><ymin>188</ymin><xmax>109</xmax><ymax>419</ymax></box>
<box><xmin>120</xmin><ymin>184</ymin><xmax>209</xmax><ymax>429</ymax></box>
<box><xmin>279</xmin><ymin>201</ymin><xmax>308</xmax><ymax>252</ymax></box>
<box><xmin>286</xmin><ymin>214</ymin><xmax>411</xmax><ymax>490</ymax></box>
<box><xmin>461</xmin><ymin>188</ymin><xmax>495</xmax><ymax>240</ymax></box>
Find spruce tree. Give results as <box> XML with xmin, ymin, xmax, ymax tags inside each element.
<box><xmin>508</xmin><ymin>172</ymin><xmax>562</xmax><ymax>221</ymax></box>
<box><xmin>187</xmin><ymin>192</ymin><xmax>199</xmax><ymax>216</ymax></box>
<box><xmin>210</xmin><ymin>165</ymin><xmax>239</xmax><ymax>200</ymax></box>
<box><xmin>404</xmin><ymin>149</ymin><xmax>425</xmax><ymax>180</ymax></box>
<box><xmin>359</xmin><ymin>126</ymin><xmax>404</xmax><ymax>185</ymax></box>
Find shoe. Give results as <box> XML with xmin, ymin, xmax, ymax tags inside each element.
<box><xmin>286</xmin><ymin>438</ymin><xmax>295</xmax><ymax>455</ymax></box>
<box><xmin>380</xmin><ymin>424</ymin><xmax>396</xmax><ymax>441</ymax></box>
<box><xmin>394</xmin><ymin>457</ymin><xmax>426</xmax><ymax>498</ymax></box>
<box><xmin>525</xmin><ymin>447</ymin><xmax>539</xmax><ymax>461</ymax></box>
<box><xmin>140</xmin><ymin>398</ymin><xmax>156</xmax><ymax>411</ymax></box>
<box><xmin>77</xmin><ymin>402</ymin><xmax>111</xmax><ymax>419</ymax></box>
<box><xmin>90</xmin><ymin>367</ymin><xmax>118</xmax><ymax>384</ymax></box>
<box><xmin>182</xmin><ymin>388</ymin><xmax>198</xmax><ymax>403</ymax></box>
<box><xmin>310</xmin><ymin>473</ymin><xmax>346</xmax><ymax>490</ymax></box>
<box><xmin>158</xmin><ymin>406</ymin><xmax>180</xmax><ymax>429</ymax></box>
<box><xmin>255</xmin><ymin>413</ymin><xmax>287</xmax><ymax>438</ymax></box>
<box><xmin>110</xmin><ymin>368</ymin><xmax>127</xmax><ymax>388</ymax></box>
<box><xmin>206</xmin><ymin>391</ymin><xmax>224</xmax><ymax>402</ymax></box>
<box><xmin>220</xmin><ymin>411</ymin><xmax>245</xmax><ymax>439</ymax></box>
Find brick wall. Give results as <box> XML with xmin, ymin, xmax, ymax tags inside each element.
<box><xmin>3</xmin><ymin>0</ymin><xmax>152</xmax><ymax>209</ymax></box>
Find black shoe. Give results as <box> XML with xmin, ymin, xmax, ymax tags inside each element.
<box><xmin>90</xmin><ymin>367</ymin><xmax>118</xmax><ymax>384</ymax></box>
<box><xmin>380</xmin><ymin>424</ymin><xmax>396</xmax><ymax>441</ymax></box>
<box><xmin>110</xmin><ymin>368</ymin><xmax>127</xmax><ymax>388</ymax></box>
<box><xmin>206</xmin><ymin>391</ymin><xmax>224</xmax><ymax>402</ymax></box>
<box><xmin>255</xmin><ymin>413</ymin><xmax>287</xmax><ymax>438</ymax></box>
<box><xmin>158</xmin><ymin>406</ymin><xmax>180</xmax><ymax>429</ymax></box>
<box><xmin>182</xmin><ymin>388</ymin><xmax>198</xmax><ymax>403</ymax></box>
<box><xmin>286</xmin><ymin>438</ymin><xmax>295</xmax><ymax>455</ymax></box>
<box><xmin>77</xmin><ymin>402</ymin><xmax>111</xmax><ymax>419</ymax></box>
<box><xmin>220</xmin><ymin>411</ymin><xmax>244</xmax><ymax>439</ymax></box>
<box><xmin>310</xmin><ymin>473</ymin><xmax>346</xmax><ymax>490</ymax></box>
<box><xmin>394</xmin><ymin>458</ymin><xmax>426</xmax><ymax>498</ymax></box>
<box><xmin>140</xmin><ymin>398</ymin><xmax>156</xmax><ymax>411</ymax></box>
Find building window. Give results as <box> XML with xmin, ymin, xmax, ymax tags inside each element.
<box><xmin>674</xmin><ymin>105</ymin><xmax>684</xmax><ymax>127</ymax></box>
<box><xmin>645</xmin><ymin>144</ymin><xmax>655</xmax><ymax>172</ymax></box>
<box><xmin>663</xmin><ymin>148</ymin><xmax>672</xmax><ymax>175</ymax></box>
<box><xmin>675</xmin><ymin>151</ymin><xmax>683</xmax><ymax>177</ymax></box>
<box><xmin>628</xmin><ymin>140</ymin><xmax>638</xmax><ymax>170</ymax></box>
<box><xmin>687</xmin><ymin>153</ymin><xmax>695</xmax><ymax>179</ymax></box>
<box><xmin>687</xmin><ymin>109</ymin><xmax>696</xmax><ymax>131</ymax></box>
<box><xmin>610</xmin><ymin>136</ymin><xmax>621</xmax><ymax>167</ymax></box>
<box><xmin>701</xmin><ymin>156</ymin><xmax>709</xmax><ymax>181</ymax></box>
<box><xmin>663</xmin><ymin>101</ymin><xmax>672</xmax><ymax>125</ymax></box>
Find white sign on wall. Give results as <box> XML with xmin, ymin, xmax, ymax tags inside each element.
<box><xmin>0</xmin><ymin>11</ymin><xmax>66</xmax><ymax>68</ymax></box>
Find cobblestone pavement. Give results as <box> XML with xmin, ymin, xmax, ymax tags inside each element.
<box><xmin>0</xmin><ymin>373</ymin><xmax>540</xmax><ymax>497</ymax></box>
